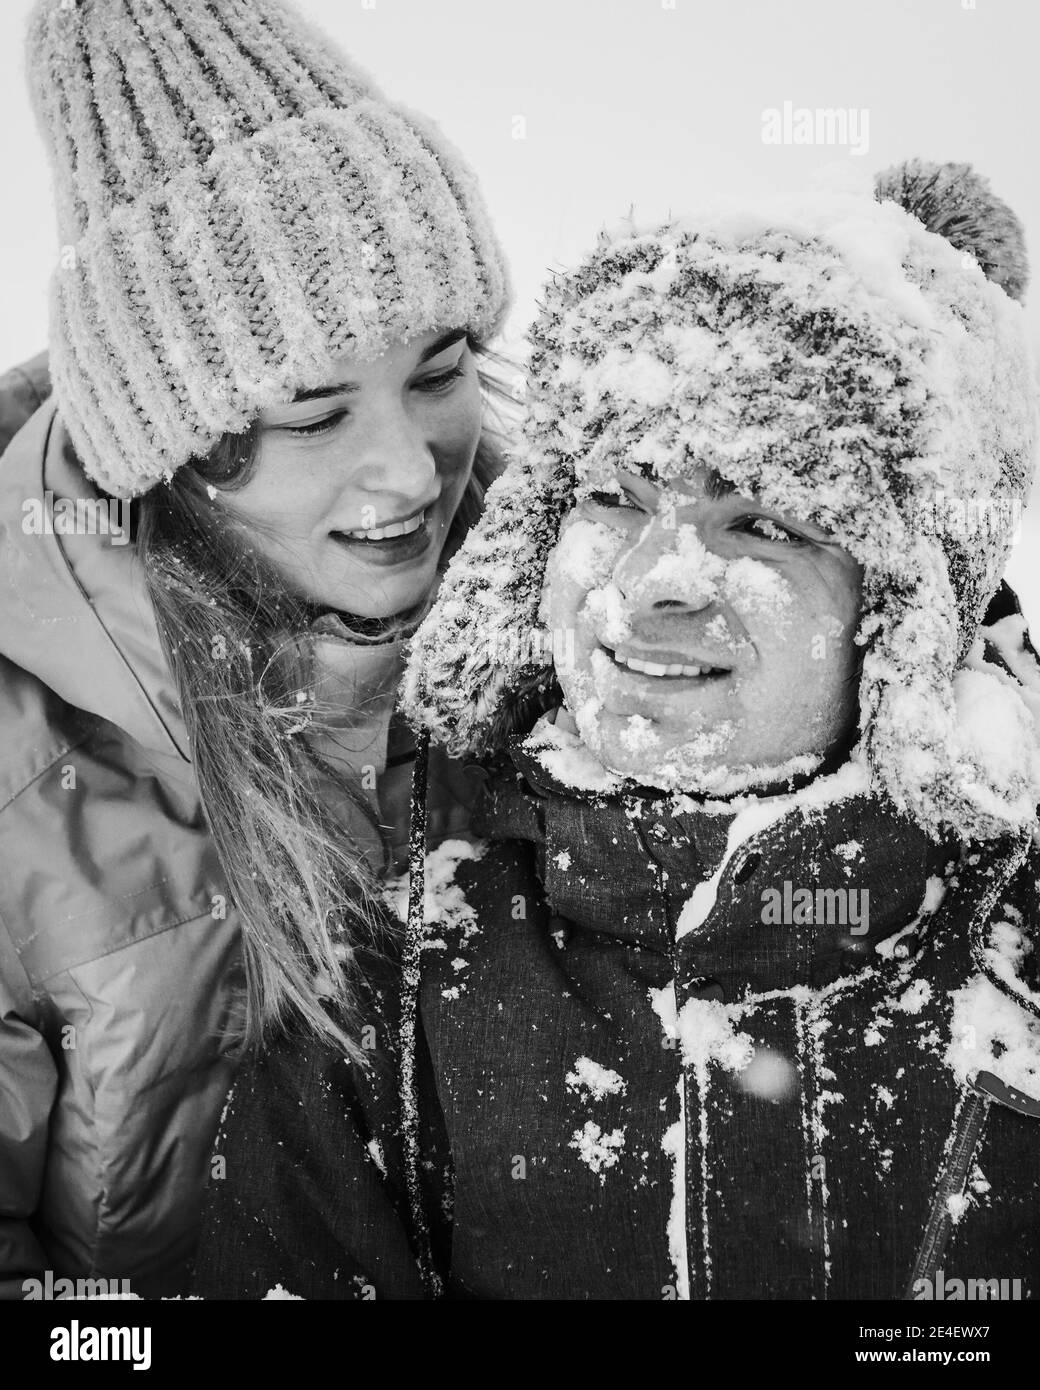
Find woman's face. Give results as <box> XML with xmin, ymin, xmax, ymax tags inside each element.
<box><xmin>543</xmin><ymin>465</ymin><xmax>864</xmax><ymax>792</ymax></box>
<box><xmin>221</xmin><ymin>328</ymin><xmax>483</xmax><ymax>618</ymax></box>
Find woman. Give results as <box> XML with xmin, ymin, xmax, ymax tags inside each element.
<box><xmin>0</xmin><ymin>0</ymin><xmax>509</xmax><ymax>1299</ymax></box>
<box><xmin>195</xmin><ymin>161</ymin><xmax>1040</xmax><ymax>1299</ymax></box>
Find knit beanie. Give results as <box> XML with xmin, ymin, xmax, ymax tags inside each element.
<box><xmin>27</xmin><ymin>0</ymin><xmax>511</xmax><ymax>497</ymax></box>
<box><xmin>402</xmin><ymin>160</ymin><xmax>1040</xmax><ymax>844</ymax></box>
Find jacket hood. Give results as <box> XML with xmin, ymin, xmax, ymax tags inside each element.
<box><xmin>0</xmin><ymin>399</ymin><xmax>190</xmax><ymax>769</ymax></box>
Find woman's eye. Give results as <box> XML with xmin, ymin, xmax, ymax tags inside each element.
<box><xmin>414</xmin><ymin>363</ymin><xmax>466</xmax><ymax>393</ymax></box>
<box><xmin>285</xmin><ymin>410</ymin><xmax>347</xmax><ymax>438</ymax></box>
<box><xmin>738</xmin><ymin>515</ymin><xmax>801</xmax><ymax>544</ymax></box>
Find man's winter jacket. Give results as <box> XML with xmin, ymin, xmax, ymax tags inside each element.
<box><xmin>194</xmin><ymin>620</ymin><xmax>1040</xmax><ymax>1299</ymax></box>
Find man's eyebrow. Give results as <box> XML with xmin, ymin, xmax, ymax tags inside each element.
<box><xmin>704</xmin><ymin>468</ymin><xmax>736</xmax><ymax>500</ymax></box>
<box><xmin>290</xmin><ymin>329</ymin><xmax>468</xmax><ymax>404</ymax></box>
<box><xmin>628</xmin><ymin>463</ymin><xmax>735</xmax><ymax>500</ymax></box>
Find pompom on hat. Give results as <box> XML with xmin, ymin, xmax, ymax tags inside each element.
<box><xmin>27</xmin><ymin>0</ymin><xmax>511</xmax><ymax>497</ymax></box>
<box><xmin>402</xmin><ymin>160</ymin><xmax>1040</xmax><ymax>843</ymax></box>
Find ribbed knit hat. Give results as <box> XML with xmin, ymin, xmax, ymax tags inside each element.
<box><xmin>403</xmin><ymin>161</ymin><xmax>1040</xmax><ymax>844</ymax></box>
<box><xmin>27</xmin><ymin>0</ymin><xmax>511</xmax><ymax>497</ymax></box>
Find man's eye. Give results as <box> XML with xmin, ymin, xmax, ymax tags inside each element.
<box><xmin>285</xmin><ymin>410</ymin><xmax>347</xmax><ymax>438</ymax></box>
<box><xmin>738</xmin><ymin>515</ymin><xmax>801</xmax><ymax>544</ymax></box>
<box><xmin>585</xmin><ymin>489</ymin><xmax>639</xmax><ymax>510</ymax></box>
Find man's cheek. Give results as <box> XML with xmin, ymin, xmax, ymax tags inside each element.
<box><xmin>582</xmin><ymin>583</ymin><xmax>633</xmax><ymax>647</ymax></box>
<box><xmin>542</xmin><ymin>563</ymin><xmax>583</xmax><ymax>638</ymax></box>
<box><xmin>552</xmin><ymin>516</ymin><xmax>630</xmax><ymax>588</ymax></box>
<box><xmin>719</xmin><ymin>556</ymin><xmax>794</xmax><ymax>623</ymax></box>
<box><xmin>799</xmin><ymin>609</ymin><xmax>851</xmax><ymax>669</ymax></box>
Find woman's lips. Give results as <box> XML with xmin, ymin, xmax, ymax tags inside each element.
<box><xmin>602</xmin><ymin>644</ymin><xmax>732</xmax><ymax>680</ymax></box>
<box><xmin>343</xmin><ymin>508</ymin><xmax>427</xmax><ymax>541</ymax></box>
<box><xmin>331</xmin><ymin>513</ymin><xmax>435</xmax><ymax>566</ymax></box>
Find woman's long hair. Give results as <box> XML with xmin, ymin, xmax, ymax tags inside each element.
<box><xmin>136</xmin><ymin>341</ymin><xmax>515</xmax><ymax>1058</ymax></box>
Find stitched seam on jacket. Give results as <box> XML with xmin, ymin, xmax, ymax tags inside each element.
<box><xmin>11</xmin><ymin>363</ymin><xmax>47</xmax><ymax>411</ymax></box>
<box><xmin>0</xmin><ymin>730</ymin><xmax>91</xmax><ymax>817</ymax></box>
<box><xmin>29</xmin><ymin>907</ymin><xmax>229</xmax><ymax>986</ymax></box>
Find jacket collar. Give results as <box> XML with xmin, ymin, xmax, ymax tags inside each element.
<box><xmin>476</xmin><ymin>732</ymin><xmax>968</xmax><ymax>996</ymax></box>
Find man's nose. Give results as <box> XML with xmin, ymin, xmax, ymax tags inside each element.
<box><xmin>625</xmin><ymin>597</ymin><xmax>715</xmax><ymax>646</ymax></box>
<box><xmin>613</xmin><ymin>519</ymin><xmax>722</xmax><ymax>616</ymax></box>
<box><xmin>641</xmin><ymin>596</ymin><xmax>709</xmax><ymax>618</ymax></box>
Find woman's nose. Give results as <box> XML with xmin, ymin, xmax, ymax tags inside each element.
<box><xmin>348</xmin><ymin>404</ymin><xmax>437</xmax><ymax>503</ymax></box>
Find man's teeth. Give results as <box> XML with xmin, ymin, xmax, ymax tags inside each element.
<box><xmin>615</xmin><ymin>652</ymin><xmax>722</xmax><ymax>678</ymax></box>
<box><xmin>346</xmin><ymin>511</ymin><xmax>424</xmax><ymax>541</ymax></box>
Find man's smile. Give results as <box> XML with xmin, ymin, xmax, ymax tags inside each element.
<box><xmin>601</xmin><ymin>643</ymin><xmax>734</xmax><ymax>681</ymax></box>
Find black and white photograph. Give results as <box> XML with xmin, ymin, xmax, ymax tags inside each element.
<box><xmin>1</xmin><ymin>0</ymin><xmax>1039</xmax><ymax>1365</ymax></box>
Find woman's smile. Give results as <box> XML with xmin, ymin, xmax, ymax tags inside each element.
<box><xmin>330</xmin><ymin>508</ymin><xmax>436</xmax><ymax>567</ymax></box>
<box><xmin>340</xmin><ymin>504</ymin><xmax>429</xmax><ymax>541</ymax></box>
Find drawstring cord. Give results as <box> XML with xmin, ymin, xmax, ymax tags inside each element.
<box><xmin>968</xmin><ymin>828</ymin><xmax>1040</xmax><ymax>1019</ymax></box>
<box><xmin>398</xmin><ymin>727</ymin><xmax>444</xmax><ymax>1298</ymax></box>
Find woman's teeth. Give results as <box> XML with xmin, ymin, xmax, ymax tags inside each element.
<box><xmin>614</xmin><ymin>651</ymin><xmax>724</xmax><ymax>678</ymax></box>
<box><xmin>346</xmin><ymin>511</ymin><xmax>425</xmax><ymax>541</ymax></box>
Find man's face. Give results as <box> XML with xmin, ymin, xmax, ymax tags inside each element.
<box><xmin>542</xmin><ymin>465</ymin><xmax>864</xmax><ymax>792</ymax></box>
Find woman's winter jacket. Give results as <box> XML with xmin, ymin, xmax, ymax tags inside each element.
<box><xmin>0</xmin><ymin>370</ymin><xmax>479</xmax><ymax>1298</ymax></box>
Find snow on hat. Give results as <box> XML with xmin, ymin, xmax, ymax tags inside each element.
<box><xmin>27</xmin><ymin>0</ymin><xmax>511</xmax><ymax>498</ymax></box>
<box><xmin>403</xmin><ymin>160</ymin><xmax>1040</xmax><ymax>842</ymax></box>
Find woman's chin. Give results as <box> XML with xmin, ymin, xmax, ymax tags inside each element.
<box><xmin>319</xmin><ymin>557</ymin><xmax>440</xmax><ymax>620</ymax></box>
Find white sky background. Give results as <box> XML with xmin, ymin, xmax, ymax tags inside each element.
<box><xmin>1</xmin><ymin>0</ymin><xmax>1037</xmax><ymax>612</ymax></box>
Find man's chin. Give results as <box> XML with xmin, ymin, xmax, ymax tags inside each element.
<box><xmin>588</xmin><ymin>712</ymin><xmax>716</xmax><ymax>786</ymax></box>
<box><xmin>594</xmin><ymin>664</ymin><xmax>735</xmax><ymax>726</ymax></box>
<box><xmin>581</xmin><ymin>710</ymin><xmax>820</xmax><ymax>795</ymax></box>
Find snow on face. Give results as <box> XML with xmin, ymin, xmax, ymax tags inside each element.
<box><xmin>542</xmin><ymin>465</ymin><xmax>864</xmax><ymax>793</ymax></box>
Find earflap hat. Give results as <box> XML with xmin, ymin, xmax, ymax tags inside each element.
<box><xmin>404</xmin><ymin>161</ymin><xmax>1040</xmax><ymax>841</ymax></box>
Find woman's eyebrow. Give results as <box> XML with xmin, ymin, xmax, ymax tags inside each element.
<box><xmin>292</xmin><ymin>381</ymin><xmax>360</xmax><ymax>403</ymax></box>
<box><xmin>417</xmin><ymin>326</ymin><xmax>467</xmax><ymax>363</ymax></box>
<box><xmin>291</xmin><ymin>328</ymin><xmax>468</xmax><ymax>404</ymax></box>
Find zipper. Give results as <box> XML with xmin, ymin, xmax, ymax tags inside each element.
<box><xmin>904</xmin><ymin>1085</ymin><xmax>990</xmax><ymax>1298</ymax></box>
<box><xmin>399</xmin><ymin>728</ymin><xmax>444</xmax><ymax>1299</ymax></box>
